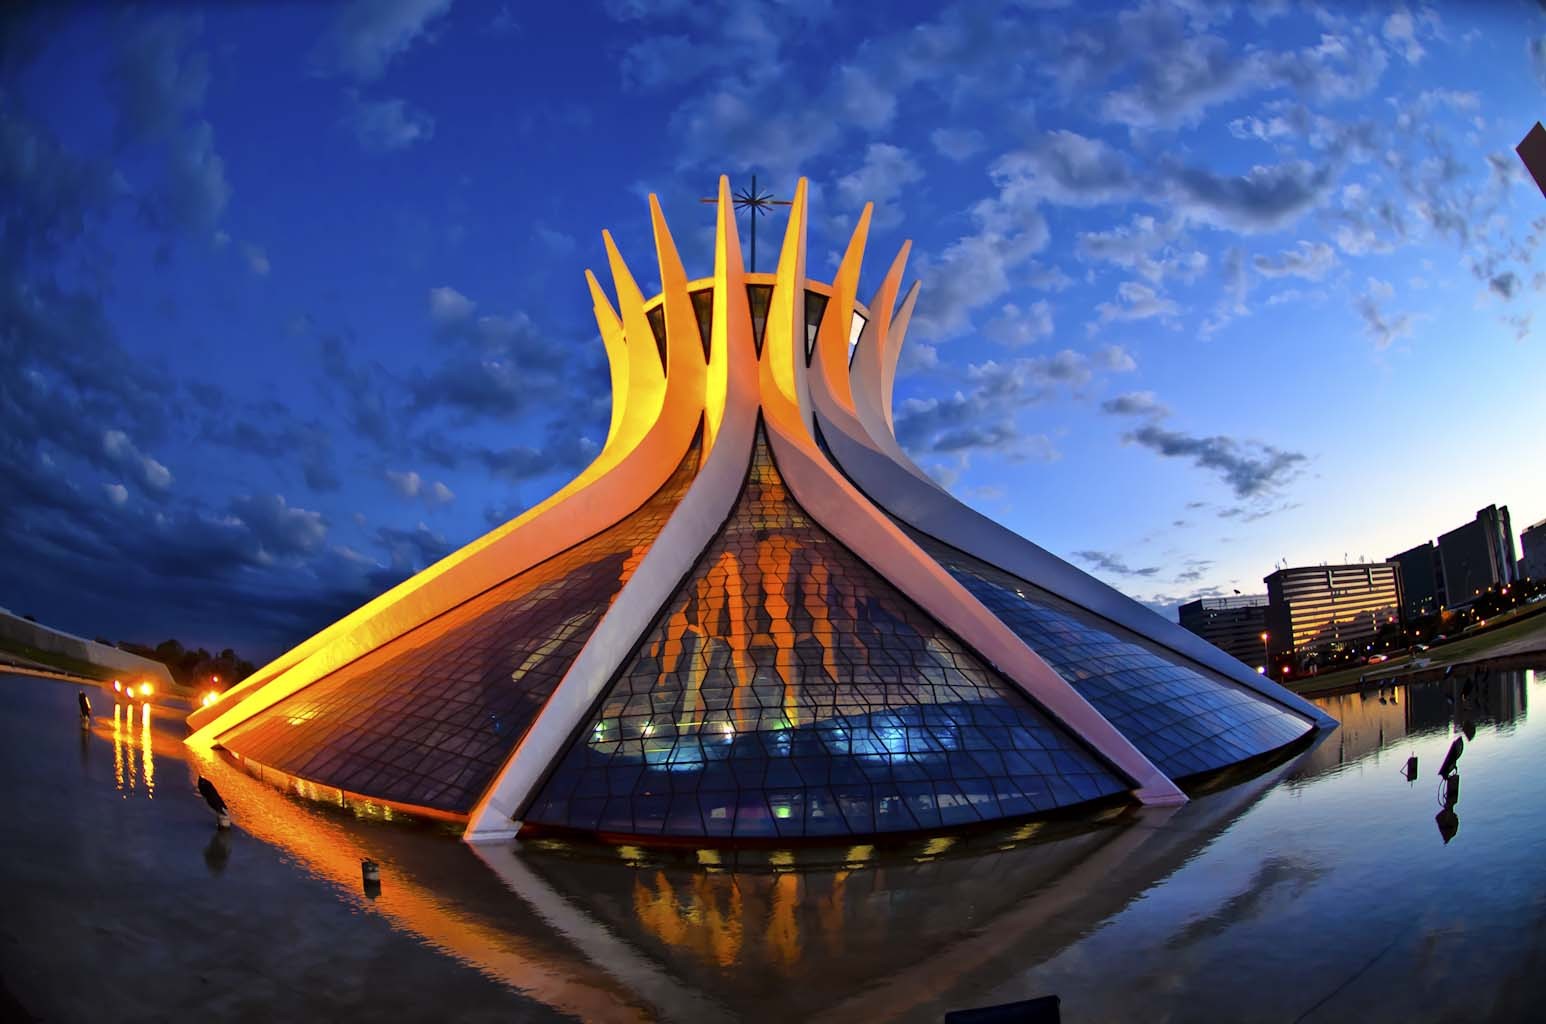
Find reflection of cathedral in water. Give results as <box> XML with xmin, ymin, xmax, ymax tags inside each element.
<box><xmin>1299</xmin><ymin>669</ymin><xmax>1531</xmax><ymax>776</ymax></box>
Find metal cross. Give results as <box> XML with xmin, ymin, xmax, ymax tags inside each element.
<box><xmin>700</xmin><ymin>175</ymin><xmax>793</xmax><ymax>272</ymax></box>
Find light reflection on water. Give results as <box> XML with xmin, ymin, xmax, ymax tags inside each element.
<box><xmin>109</xmin><ymin>699</ymin><xmax>156</xmax><ymax>798</ymax></box>
<box><xmin>81</xmin><ymin>666</ymin><xmax>1546</xmax><ymax>1020</ymax></box>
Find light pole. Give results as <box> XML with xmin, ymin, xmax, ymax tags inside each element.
<box><xmin>1260</xmin><ymin>631</ymin><xmax>1270</xmax><ymax>677</ymax></box>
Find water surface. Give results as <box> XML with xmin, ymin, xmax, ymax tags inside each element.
<box><xmin>3</xmin><ymin>668</ymin><xmax>1541</xmax><ymax>1021</ymax></box>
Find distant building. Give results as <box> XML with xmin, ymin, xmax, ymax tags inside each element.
<box><xmin>1521</xmin><ymin>518</ymin><xmax>1546</xmax><ymax>582</ymax></box>
<box><xmin>1178</xmin><ymin>596</ymin><xmax>1269</xmax><ymax>669</ymax></box>
<box><xmin>1264</xmin><ymin>563</ymin><xmax>1403</xmax><ymax>673</ymax></box>
<box><xmin>1437</xmin><ymin>504</ymin><xmax>1517</xmax><ymax>607</ymax></box>
<box><xmin>1389</xmin><ymin>542</ymin><xmax>1445</xmax><ymax>619</ymax></box>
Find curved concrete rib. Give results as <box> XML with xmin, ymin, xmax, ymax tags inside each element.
<box><xmin>849</xmin><ymin>275</ymin><xmax>939</xmax><ymax>491</ymax></box>
<box><xmin>836</xmin><ymin>276</ymin><xmax>1333</xmax><ymax>730</ymax></box>
<box><xmin>465</xmin><ymin>175</ymin><xmax>762</xmax><ymax>840</ymax></box>
<box><xmin>764</xmin><ymin>194</ymin><xmax>1183</xmax><ymax>808</ymax></box>
<box><xmin>189</xmin><ymin>229</ymin><xmax>705</xmax><ymax>750</ymax></box>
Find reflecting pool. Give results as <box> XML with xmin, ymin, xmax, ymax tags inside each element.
<box><xmin>3</xmin><ymin>667</ymin><xmax>1543</xmax><ymax>1022</ymax></box>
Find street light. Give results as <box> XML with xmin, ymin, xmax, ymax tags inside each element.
<box><xmin>1260</xmin><ymin>631</ymin><xmax>1270</xmax><ymax>676</ymax></box>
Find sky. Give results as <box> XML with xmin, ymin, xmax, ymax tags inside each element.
<box><xmin>4</xmin><ymin>0</ymin><xmax>1545</xmax><ymax>662</ymax></box>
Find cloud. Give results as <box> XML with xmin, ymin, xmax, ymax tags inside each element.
<box><xmin>158</xmin><ymin>119</ymin><xmax>230</xmax><ymax>235</ymax></box>
<box><xmin>1099</xmin><ymin>26</ymin><xmax>1255</xmax><ymax>130</ymax></box>
<box><xmin>102</xmin><ymin>430</ymin><xmax>173</xmax><ymax>492</ymax></box>
<box><xmin>931</xmin><ymin>127</ymin><xmax>986</xmax><ymax>161</ymax></box>
<box><xmin>1073</xmin><ymin>550</ymin><xmax>1160</xmax><ymax>577</ymax></box>
<box><xmin>1355</xmin><ymin>278</ymin><xmax>1415</xmax><ymax>349</ymax></box>
<box><xmin>1122</xmin><ymin>423</ymin><xmax>1307</xmax><ymax>499</ymax></box>
<box><xmin>1027</xmin><ymin>263</ymin><xmax>1075</xmax><ymax>292</ymax></box>
<box><xmin>374</xmin><ymin>521</ymin><xmax>452</xmax><ymax>573</ymax></box>
<box><xmin>1228</xmin><ymin>114</ymin><xmax>1293</xmax><ymax>143</ymax></box>
<box><xmin>992</xmin><ymin>130</ymin><xmax>1136</xmax><ymax>207</ymax></box>
<box><xmin>230</xmin><ymin>493</ymin><xmax>327</xmax><ymax>560</ymax></box>
<box><xmin>385</xmin><ymin>469</ymin><xmax>455</xmax><ymax>504</ymax></box>
<box><xmin>534</xmin><ymin>223</ymin><xmax>575</xmax><ymax>254</ymax></box>
<box><xmin>1489</xmin><ymin>272</ymin><xmax>1520</xmax><ymax>300</ymax></box>
<box><xmin>835</xmin><ymin>143</ymin><xmax>924</xmax><ymax>225</ymax></box>
<box><xmin>1531</xmin><ymin>37</ymin><xmax>1546</xmax><ymax>92</ymax></box>
<box><xmin>1100</xmin><ymin>390</ymin><xmax>1169</xmax><ymax>418</ymax></box>
<box><xmin>477</xmin><ymin>430</ymin><xmax>599</xmax><ymax>484</ymax></box>
<box><xmin>1077</xmin><ymin>215</ymin><xmax>1207</xmax><ymax>285</ymax></box>
<box><xmin>242</xmin><ymin>242</ymin><xmax>270</xmax><ymax>276</ymax></box>
<box><xmin>983</xmin><ymin>301</ymin><xmax>1054</xmax><ymax>347</ymax></box>
<box><xmin>428</xmin><ymin>285</ymin><xmax>476</xmax><ymax>325</ymax></box>
<box><xmin>896</xmin><ymin>347</ymin><xmax>1133</xmax><ymax>462</ymax></box>
<box><xmin>1094</xmin><ymin>281</ymin><xmax>1180</xmax><ymax>328</ymax></box>
<box><xmin>346</xmin><ymin>92</ymin><xmax>435</xmax><ymax>153</ymax></box>
<box><xmin>1382</xmin><ymin>8</ymin><xmax>1425</xmax><ymax>64</ymax></box>
<box><xmin>1169</xmin><ymin>159</ymin><xmax>1334</xmax><ymax>233</ymax></box>
<box><xmin>1252</xmin><ymin>241</ymin><xmax>1336</xmax><ymax>280</ymax></box>
<box><xmin>319</xmin><ymin>333</ymin><xmax>396</xmax><ymax>443</ymax></box>
<box><xmin>385</xmin><ymin>469</ymin><xmax>423</xmax><ymax>497</ymax></box>
<box><xmin>195</xmin><ymin>404</ymin><xmax>340</xmax><ymax>493</ymax></box>
<box><xmin>109</xmin><ymin>14</ymin><xmax>210</xmax><ymax>144</ymax></box>
<box><xmin>322</xmin><ymin>0</ymin><xmax>453</xmax><ymax>82</ymax></box>
<box><xmin>910</xmin><ymin>203</ymin><xmax>1050</xmax><ymax>340</ymax></box>
<box><xmin>104</xmin><ymin>483</ymin><xmax>128</xmax><ymax>507</ymax></box>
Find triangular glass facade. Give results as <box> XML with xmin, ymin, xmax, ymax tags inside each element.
<box><xmin>907</xmin><ymin>531</ymin><xmax>1311</xmax><ymax>779</ymax></box>
<box><xmin>222</xmin><ymin>436</ymin><xmax>702</xmax><ymax>814</ymax></box>
<box><xmin>521</xmin><ymin>427</ymin><xmax>1128</xmax><ymax>839</ymax></box>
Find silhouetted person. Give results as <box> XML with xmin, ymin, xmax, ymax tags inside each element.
<box><xmin>197</xmin><ymin>776</ymin><xmax>230</xmax><ymax>828</ymax></box>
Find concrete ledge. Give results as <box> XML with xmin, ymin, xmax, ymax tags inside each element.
<box><xmin>0</xmin><ymin>608</ymin><xmax>173</xmax><ymax>687</ymax></box>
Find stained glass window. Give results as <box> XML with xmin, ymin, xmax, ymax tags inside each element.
<box><xmin>689</xmin><ymin>288</ymin><xmax>713</xmax><ymax>360</ymax></box>
<box><xmin>522</xmin><ymin>427</ymin><xmax>1128</xmax><ymax>840</ymax></box>
<box><xmin>645</xmin><ymin>304</ymin><xmax>668</xmax><ymax>373</ymax></box>
<box><xmin>746</xmin><ymin>283</ymin><xmax>772</xmax><ymax>354</ymax></box>
<box><xmin>906</xmin><ymin>531</ymin><xmax>1312</xmax><ymax>780</ymax></box>
<box><xmin>222</xmin><ymin>437</ymin><xmax>703</xmax><ymax>815</ymax></box>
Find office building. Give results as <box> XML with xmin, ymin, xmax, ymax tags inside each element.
<box><xmin>1520</xmin><ymin>518</ymin><xmax>1546</xmax><ymax>581</ymax></box>
<box><xmin>1178</xmin><ymin>596</ymin><xmax>1270</xmax><ymax>668</ymax></box>
<box><xmin>1389</xmin><ymin>542</ymin><xmax>1445</xmax><ymax>619</ymax></box>
<box><xmin>1264</xmin><ymin>563</ymin><xmax>1403</xmax><ymax>669</ymax></box>
<box><xmin>1438</xmin><ymin>504</ymin><xmax>1517</xmax><ymax>607</ymax></box>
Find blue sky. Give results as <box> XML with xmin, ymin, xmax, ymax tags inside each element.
<box><xmin>4</xmin><ymin>0</ymin><xmax>1545</xmax><ymax>660</ymax></box>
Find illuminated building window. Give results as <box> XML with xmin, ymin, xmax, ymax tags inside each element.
<box><xmin>221</xmin><ymin>435</ymin><xmax>703</xmax><ymax>815</ymax></box>
<box><xmin>522</xmin><ymin>426</ymin><xmax>1127</xmax><ymax>839</ymax></box>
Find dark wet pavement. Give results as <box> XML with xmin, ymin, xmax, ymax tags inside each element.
<box><xmin>3</xmin><ymin>667</ymin><xmax>1545</xmax><ymax>1022</ymax></box>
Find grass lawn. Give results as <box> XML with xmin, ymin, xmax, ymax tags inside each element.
<box><xmin>1286</xmin><ymin>605</ymin><xmax>1546</xmax><ymax>697</ymax></box>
